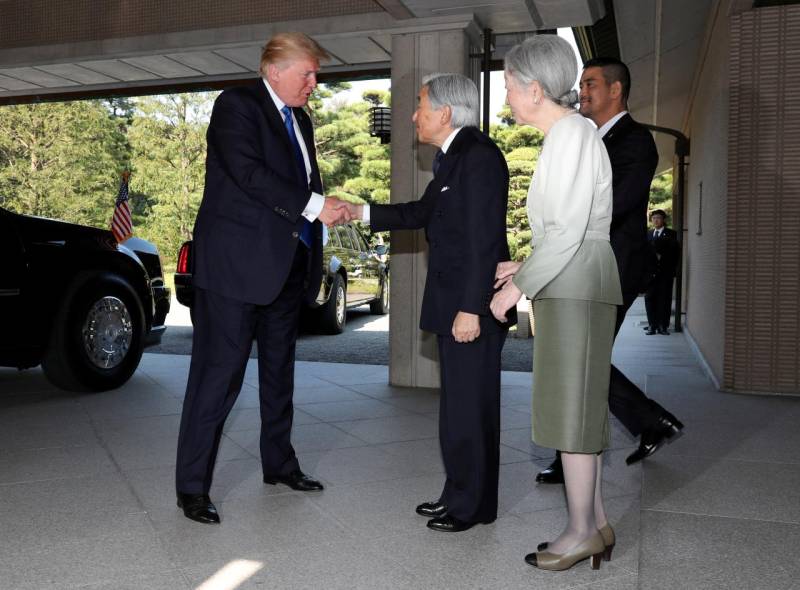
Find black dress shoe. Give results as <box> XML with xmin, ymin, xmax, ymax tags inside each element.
<box><xmin>645</xmin><ymin>328</ymin><xmax>658</xmax><ymax>335</ymax></box>
<box><xmin>177</xmin><ymin>493</ymin><xmax>220</xmax><ymax>524</ymax></box>
<box><xmin>658</xmin><ymin>327</ymin><xmax>670</xmax><ymax>335</ymax></box>
<box><xmin>626</xmin><ymin>412</ymin><xmax>685</xmax><ymax>465</ymax></box>
<box><xmin>535</xmin><ymin>458</ymin><xmax>564</xmax><ymax>484</ymax></box>
<box><xmin>427</xmin><ymin>514</ymin><xmax>493</xmax><ymax>533</ymax></box>
<box><xmin>263</xmin><ymin>469</ymin><xmax>324</xmax><ymax>491</ymax></box>
<box><xmin>416</xmin><ymin>500</ymin><xmax>447</xmax><ymax>517</ymax></box>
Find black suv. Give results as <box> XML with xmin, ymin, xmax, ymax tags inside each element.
<box><xmin>175</xmin><ymin>222</ymin><xmax>388</xmax><ymax>334</ymax></box>
<box><xmin>0</xmin><ymin>206</ymin><xmax>170</xmax><ymax>391</ymax></box>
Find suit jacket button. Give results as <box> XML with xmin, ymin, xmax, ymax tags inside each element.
<box><xmin>292</xmin><ymin>232</ymin><xmax>299</xmax><ymax>238</ymax></box>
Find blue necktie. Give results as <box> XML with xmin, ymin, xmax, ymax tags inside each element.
<box><xmin>432</xmin><ymin>149</ymin><xmax>444</xmax><ymax>176</ymax></box>
<box><xmin>281</xmin><ymin>105</ymin><xmax>313</xmax><ymax>248</ymax></box>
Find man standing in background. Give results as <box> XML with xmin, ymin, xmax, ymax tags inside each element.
<box><xmin>645</xmin><ymin>209</ymin><xmax>680</xmax><ymax>335</ymax></box>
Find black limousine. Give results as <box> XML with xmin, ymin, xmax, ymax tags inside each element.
<box><xmin>0</xmin><ymin>206</ymin><xmax>170</xmax><ymax>391</ymax></box>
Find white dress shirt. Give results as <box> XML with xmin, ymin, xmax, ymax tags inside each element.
<box><xmin>262</xmin><ymin>79</ymin><xmax>324</xmax><ymax>222</ymax></box>
<box><xmin>362</xmin><ymin>127</ymin><xmax>463</xmax><ymax>222</ymax></box>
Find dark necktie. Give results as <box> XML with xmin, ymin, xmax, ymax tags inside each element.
<box><xmin>281</xmin><ymin>105</ymin><xmax>313</xmax><ymax>248</ymax></box>
<box><xmin>432</xmin><ymin>149</ymin><xmax>444</xmax><ymax>176</ymax></box>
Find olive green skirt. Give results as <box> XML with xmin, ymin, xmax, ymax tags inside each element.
<box><xmin>531</xmin><ymin>298</ymin><xmax>616</xmax><ymax>453</ymax></box>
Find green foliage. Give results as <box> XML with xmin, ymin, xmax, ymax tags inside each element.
<box><xmin>3</xmin><ymin>82</ymin><xmax>680</xmax><ymax>270</ymax></box>
<box><xmin>0</xmin><ymin>101</ymin><xmax>124</xmax><ymax>226</ymax></box>
<box><xmin>649</xmin><ymin>171</ymin><xmax>673</xmax><ymax>224</ymax></box>
<box><xmin>128</xmin><ymin>92</ymin><xmax>215</xmax><ymax>262</ymax></box>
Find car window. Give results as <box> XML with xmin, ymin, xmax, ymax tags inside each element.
<box><xmin>337</xmin><ymin>226</ymin><xmax>354</xmax><ymax>250</ymax></box>
<box><xmin>327</xmin><ymin>226</ymin><xmax>341</xmax><ymax>247</ymax></box>
<box><xmin>347</xmin><ymin>227</ymin><xmax>365</xmax><ymax>252</ymax></box>
<box><xmin>352</xmin><ymin>227</ymin><xmax>370</xmax><ymax>252</ymax></box>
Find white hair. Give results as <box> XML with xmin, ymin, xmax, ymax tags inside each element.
<box><xmin>504</xmin><ymin>35</ymin><xmax>579</xmax><ymax>107</ymax></box>
<box><xmin>422</xmin><ymin>73</ymin><xmax>480</xmax><ymax>128</ymax></box>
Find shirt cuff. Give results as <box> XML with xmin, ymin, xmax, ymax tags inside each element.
<box><xmin>362</xmin><ymin>204</ymin><xmax>371</xmax><ymax>223</ymax></box>
<box><xmin>302</xmin><ymin>192</ymin><xmax>325</xmax><ymax>222</ymax></box>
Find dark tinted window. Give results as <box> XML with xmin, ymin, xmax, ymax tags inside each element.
<box><xmin>352</xmin><ymin>227</ymin><xmax>369</xmax><ymax>252</ymax></box>
<box><xmin>348</xmin><ymin>227</ymin><xmax>365</xmax><ymax>252</ymax></box>
<box><xmin>337</xmin><ymin>225</ymin><xmax>353</xmax><ymax>249</ymax></box>
<box><xmin>326</xmin><ymin>226</ymin><xmax>341</xmax><ymax>247</ymax></box>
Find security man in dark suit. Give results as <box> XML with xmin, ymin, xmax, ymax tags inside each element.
<box><xmin>536</xmin><ymin>58</ymin><xmax>684</xmax><ymax>482</ymax></box>
<box><xmin>347</xmin><ymin>73</ymin><xmax>514</xmax><ymax>533</ymax></box>
<box><xmin>645</xmin><ymin>209</ymin><xmax>680</xmax><ymax>335</ymax></box>
<box><xmin>175</xmin><ymin>32</ymin><xmax>350</xmax><ymax>524</ymax></box>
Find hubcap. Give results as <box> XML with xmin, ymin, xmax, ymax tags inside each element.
<box><xmin>81</xmin><ymin>296</ymin><xmax>133</xmax><ymax>369</ymax></box>
<box><xmin>335</xmin><ymin>285</ymin><xmax>346</xmax><ymax>326</ymax></box>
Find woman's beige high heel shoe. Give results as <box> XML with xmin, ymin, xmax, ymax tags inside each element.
<box><xmin>525</xmin><ymin>532</ymin><xmax>605</xmax><ymax>571</ymax></box>
<box><xmin>537</xmin><ymin>523</ymin><xmax>616</xmax><ymax>561</ymax></box>
<box><xmin>598</xmin><ymin>523</ymin><xmax>615</xmax><ymax>561</ymax></box>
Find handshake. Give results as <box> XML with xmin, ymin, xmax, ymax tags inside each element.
<box><xmin>318</xmin><ymin>197</ymin><xmax>363</xmax><ymax>227</ymax></box>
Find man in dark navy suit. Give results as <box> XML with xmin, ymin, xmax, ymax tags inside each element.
<box><xmin>645</xmin><ymin>209</ymin><xmax>680</xmax><ymax>335</ymax></box>
<box><xmin>347</xmin><ymin>74</ymin><xmax>514</xmax><ymax>533</ymax></box>
<box><xmin>175</xmin><ymin>32</ymin><xmax>349</xmax><ymax>523</ymax></box>
<box><xmin>536</xmin><ymin>58</ymin><xmax>684</xmax><ymax>483</ymax></box>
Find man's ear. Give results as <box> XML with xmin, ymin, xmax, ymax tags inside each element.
<box><xmin>610</xmin><ymin>80</ymin><xmax>623</xmax><ymax>100</ymax></box>
<box><xmin>267</xmin><ymin>62</ymin><xmax>279</xmax><ymax>82</ymax></box>
<box><xmin>440</xmin><ymin>105</ymin><xmax>452</xmax><ymax>126</ymax></box>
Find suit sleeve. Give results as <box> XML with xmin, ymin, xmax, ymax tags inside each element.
<box><xmin>459</xmin><ymin>144</ymin><xmax>509</xmax><ymax>315</ymax></box>
<box><xmin>512</xmin><ymin>120</ymin><xmax>596</xmax><ymax>299</ymax></box>
<box><xmin>207</xmin><ymin>91</ymin><xmax>312</xmax><ymax>222</ymax></box>
<box><xmin>369</xmin><ymin>187</ymin><xmax>436</xmax><ymax>232</ymax></box>
<box><xmin>610</xmin><ymin>129</ymin><xmax>658</xmax><ymax>219</ymax></box>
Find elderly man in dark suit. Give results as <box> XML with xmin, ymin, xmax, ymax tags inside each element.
<box><xmin>645</xmin><ymin>209</ymin><xmax>680</xmax><ymax>335</ymax></box>
<box><xmin>536</xmin><ymin>58</ymin><xmax>684</xmax><ymax>482</ymax></box>
<box><xmin>175</xmin><ymin>32</ymin><xmax>349</xmax><ymax>524</ymax></box>
<box><xmin>347</xmin><ymin>73</ymin><xmax>514</xmax><ymax>532</ymax></box>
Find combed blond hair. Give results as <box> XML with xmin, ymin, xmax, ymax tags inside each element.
<box><xmin>259</xmin><ymin>32</ymin><xmax>329</xmax><ymax>74</ymax></box>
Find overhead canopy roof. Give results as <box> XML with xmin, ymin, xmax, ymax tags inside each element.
<box><xmin>0</xmin><ymin>0</ymin><xmax>719</xmax><ymax>169</ymax></box>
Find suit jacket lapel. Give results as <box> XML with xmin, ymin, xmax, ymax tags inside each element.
<box><xmin>602</xmin><ymin>113</ymin><xmax>633</xmax><ymax>150</ymax></box>
<box><xmin>295</xmin><ymin>108</ymin><xmax>323</xmax><ymax>192</ymax></box>
<box><xmin>434</xmin><ymin>127</ymin><xmax>473</xmax><ymax>187</ymax></box>
<box><xmin>253</xmin><ymin>80</ymin><xmax>295</xmax><ymax>155</ymax></box>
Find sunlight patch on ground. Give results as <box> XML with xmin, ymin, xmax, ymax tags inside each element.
<box><xmin>195</xmin><ymin>560</ymin><xmax>264</xmax><ymax>590</ymax></box>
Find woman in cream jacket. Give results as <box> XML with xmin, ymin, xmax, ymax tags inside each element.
<box><xmin>490</xmin><ymin>35</ymin><xmax>622</xmax><ymax>572</ymax></box>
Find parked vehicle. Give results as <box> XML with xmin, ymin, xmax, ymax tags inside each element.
<box><xmin>0</xmin><ymin>206</ymin><xmax>170</xmax><ymax>391</ymax></box>
<box><xmin>175</xmin><ymin>222</ymin><xmax>389</xmax><ymax>334</ymax></box>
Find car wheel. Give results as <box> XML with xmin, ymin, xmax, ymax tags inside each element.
<box><xmin>319</xmin><ymin>273</ymin><xmax>346</xmax><ymax>334</ymax></box>
<box><xmin>370</xmin><ymin>274</ymin><xmax>390</xmax><ymax>315</ymax></box>
<box><xmin>41</xmin><ymin>273</ymin><xmax>146</xmax><ymax>392</ymax></box>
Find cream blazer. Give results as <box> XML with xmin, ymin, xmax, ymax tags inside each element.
<box><xmin>513</xmin><ymin>113</ymin><xmax>622</xmax><ymax>305</ymax></box>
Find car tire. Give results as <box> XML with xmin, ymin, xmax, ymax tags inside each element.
<box><xmin>41</xmin><ymin>273</ymin><xmax>146</xmax><ymax>392</ymax></box>
<box><xmin>319</xmin><ymin>273</ymin><xmax>346</xmax><ymax>334</ymax></box>
<box><xmin>370</xmin><ymin>274</ymin><xmax>390</xmax><ymax>315</ymax></box>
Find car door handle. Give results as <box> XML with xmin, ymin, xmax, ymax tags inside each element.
<box><xmin>0</xmin><ymin>288</ymin><xmax>21</xmax><ymax>296</ymax></box>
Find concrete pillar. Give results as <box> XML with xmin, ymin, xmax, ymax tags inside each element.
<box><xmin>388</xmin><ymin>23</ymin><xmax>480</xmax><ymax>387</ymax></box>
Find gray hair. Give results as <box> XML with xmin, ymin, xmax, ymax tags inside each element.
<box><xmin>504</xmin><ymin>35</ymin><xmax>579</xmax><ymax>107</ymax></box>
<box><xmin>422</xmin><ymin>73</ymin><xmax>480</xmax><ymax>128</ymax></box>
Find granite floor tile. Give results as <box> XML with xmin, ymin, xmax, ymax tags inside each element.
<box><xmin>642</xmin><ymin>453</ymin><xmax>800</xmax><ymax>523</ymax></box>
<box><xmin>297</xmin><ymin>398</ymin><xmax>409</xmax><ymax>422</ymax></box>
<box><xmin>335</xmin><ymin>413</ymin><xmax>438</xmax><ymax>444</ymax></box>
<box><xmin>639</xmin><ymin>510</ymin><xmax>800</xmax><ymax>590</ymax></box>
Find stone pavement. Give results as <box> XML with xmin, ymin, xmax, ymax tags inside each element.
<box><xmin>1</xmin><ymin>300</ymin><xmax>798</xmax><ymax>589</ymax></box>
